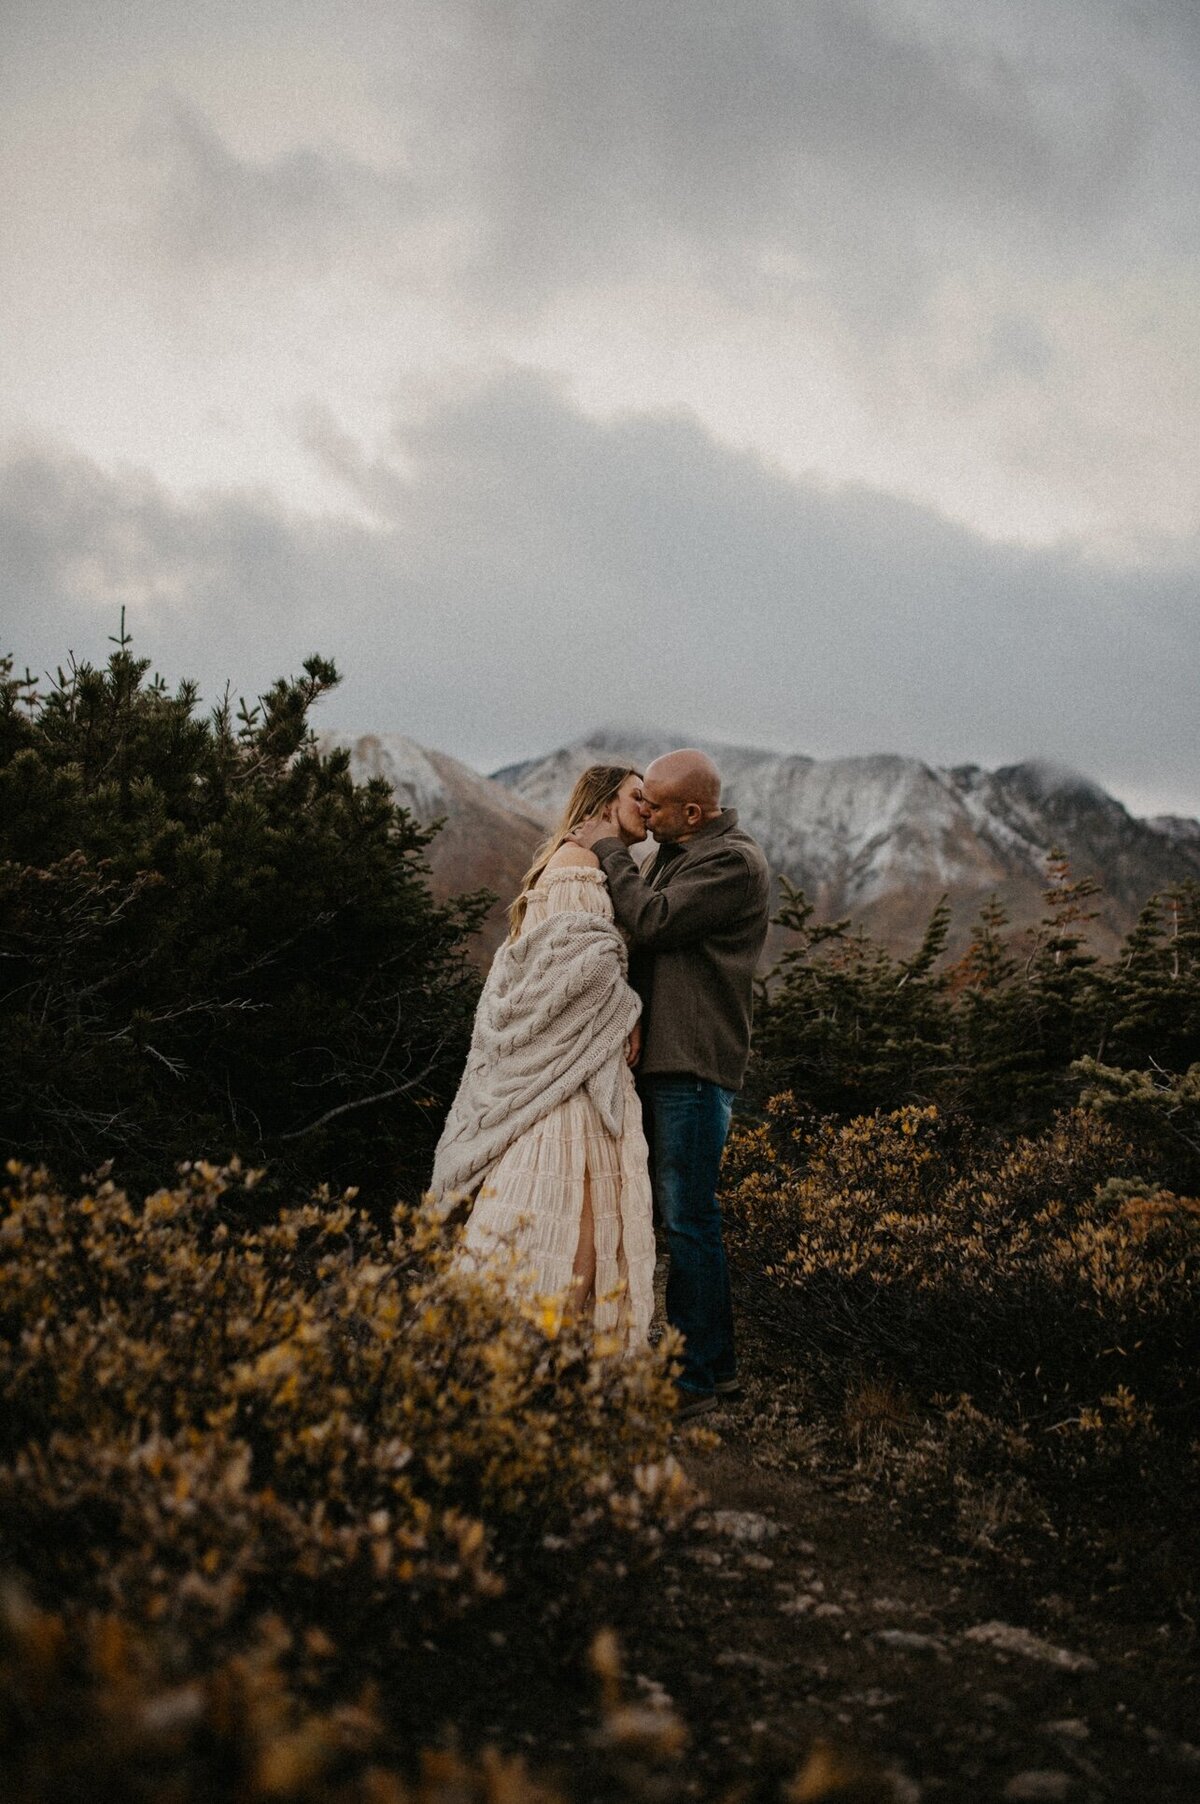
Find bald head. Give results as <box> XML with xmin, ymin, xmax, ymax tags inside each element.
<box><xmin>645</xmin><ymin>749</ymin><xmax>722</xmax><ymax>809</ymax></box>
<box><xmin>642</xmin><ymin>748</ymin><xmax>723</xmax><ymax>843</ymax></box>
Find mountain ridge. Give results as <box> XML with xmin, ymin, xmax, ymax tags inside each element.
<box><xmin>320</xmin><ymin>732</ymin><xmax>550</xmax><ymax>957</ymax></box>
<box><xmin>324</xmin><ymin>727</ymin><xmax>1200</xmax><ymax>961</ymax></box>
<box><xmin>492</xmin><ymin>728</ymin><xmax>1200</xmax><ymax>956</ymax></box>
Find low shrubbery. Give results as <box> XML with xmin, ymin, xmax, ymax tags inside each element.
<box><xmin>0</xmin><ymin>1587</ymin><xmax>708</xmax><ymax>1803</ymax></box>
<box><xmin>5</xmin><ymin>1581</ymin><xmax>900</xmax><ymax>1804</ymax></box>
<box><xmin>723</xmin><ymin>1100</ymin><xmax>1200</xmax><ymax>1567</ymax></box>
<box><xmin>0</xmin><ymin>1159</ymin><xmax>688</xmax><ymax>1772</ymax></box>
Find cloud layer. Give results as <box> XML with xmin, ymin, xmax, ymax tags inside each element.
<box><xmin>2</xmin><ymin>1</ymin><xmax>1199</xmax><ymax>813</ymax></box>
<box><xmin>5</xmin><ymin>372</ymin><xmax>1196</xmax><ymax>813</ymax></box>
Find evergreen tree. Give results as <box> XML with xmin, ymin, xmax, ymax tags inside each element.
<box><xmin>1097</xmin><ymin>883</ymin><xmax>1200</xmax><ymax>1074</ymax></box>
<box><xmin>752</xmin><ymin>858</ymin><xmax>1198</xmax><ymax>1171</ymax></box>
<box><xmin>944</xmin><ymin>896</ymin><xmax>1033</xmax><ymax>1122</ymax></box>
<box><xmin>752</xmin><ymin>882</ymin><xmax>952</xmax><ymax>1116</ymax></box>
<box><xmin>1019</xmin><ymin>853</ymin><xmax>1104</xmax><ymax>1098</ymax></box>
<box><xmin>0</xmin><ymin>634</ymin><xmax>486</xmax><ymax>1204</ymax></box>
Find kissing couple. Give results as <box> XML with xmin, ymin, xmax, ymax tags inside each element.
<box><xmin>430</xmin><ymin>749</ymin><xmax>771</xmax><ymax>1420</ymax></box>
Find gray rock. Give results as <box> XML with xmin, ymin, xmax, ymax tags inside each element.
<box><xmin>138</xmin><ymin>1686</ymin><xmax>205</xmax><ymax>1735</ymax></box>
<box><xmin>634</xmin><ymin>1674</ymin><xmax>673</xmax><ymax>1711</ymax></box>
<box><xmin>778</xmin><ymin>1593</ymin><xmax>817</xmax><ymax>1616</ymax></box>
<box><xmin>1041</xmin><ymin>1719</ymin><xmax>1090</xmax><ymax>1742</ymax></box>
<box><xmin>964</xmin><ymin>1621</ymin><xmax>1097</xmax><ymax>1672</ymax></box>
<box><xmin>842</xmin><ymin>1688</ymin><xmax>900</xmax><ymax>1710</ymax></box>
<box><xmin>707</xmin><ymin>1509</ymin><xmax>780</xmax><ymax>1544</ymax></box>
<box><xmin>715</xmin><ymin>1649</ymin><xmax>781</xmax><ymax>1674</ymax></box>
<box><xmin>1003</xmin><ymin>1772</ymin><xmax>1073</xmax><ymax>1801</ymax></box>
<box><xmin>873</xmin><ymin>1629</ymin><xmax>947</xmax><ymax>1656</ymax></box>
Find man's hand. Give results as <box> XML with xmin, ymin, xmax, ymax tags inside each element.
<box><xmin>625</xmin><ymin>1020</ymin><xmax>642</xmax><ymax>1067</ymax></box>
<box><xmin>567</xmin><ymin>813</ymin><xmax>615</xmax><ymax>852</ymax></box>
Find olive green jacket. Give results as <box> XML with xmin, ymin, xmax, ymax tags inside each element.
<box><xmin>594</xmin><ymin>809</ymin><xmax>771</xmax><ymax>1092</ymax></box>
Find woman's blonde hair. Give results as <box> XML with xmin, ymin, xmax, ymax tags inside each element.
<box><xmin>508</xmin><ymin>763</ymin><xmax>640</xmax><ymax>939</ymax></box>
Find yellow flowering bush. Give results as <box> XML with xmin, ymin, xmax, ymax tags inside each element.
<box><xmin>723</xmin><ymin>1101</ymin><xmax>1200</xmax><ymax>1504</ymax></box>
<box><xmin>0</xmin><ymin>1160</ymin><xmax>687</xmax><ymax>1689</ymax></box>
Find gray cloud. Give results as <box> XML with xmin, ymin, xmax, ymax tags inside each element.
<box><xmin>116</xmin><ymin>0</ymin><xmax>1191</xmax><ymax>328</ymax></box>
<box><xmin>131</xmin><ymin>94</ymin><xmax>420</xmax><ymax>283</ymax></box>
<box><xmin>5</xmin><ymin>373</ymin><xmax>1198</xmax><ymax>814</ymax></box>
<box><xmin>422</xmin><ymin>0</ymin><xmax>1149</xmax><ymax>304</ymax></box>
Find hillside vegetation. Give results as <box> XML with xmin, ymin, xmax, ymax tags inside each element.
<box><xmin>1</xmin><ymin>637</ymin><xmax>1197</xmax><ymax>1797</ymax></box>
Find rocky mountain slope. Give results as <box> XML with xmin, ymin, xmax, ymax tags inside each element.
<box><xmin>322</xmin><ymin>727</ymin><xmax>1199</xmax><ymax>962</ymax></box>
<box><xmin>321</xmin><ymin>734</ymin><xmax>549</xmax><ymax>957</ymax></box>
<box><xmin>494</xmin><ymin>730</ymin><xmax>1200</xmax><ymax>955</ymax></box>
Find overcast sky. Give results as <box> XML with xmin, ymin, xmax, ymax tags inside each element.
<box><xmin>3</xmin><ymin>0</ymin><xmax>1198</xmax><ymax>816</ymax></box>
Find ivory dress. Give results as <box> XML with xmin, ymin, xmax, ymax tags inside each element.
<box><xmin>459</xmin><ymin>865</ymin><xmax>656</xmax><ymax>1347</ymax></box>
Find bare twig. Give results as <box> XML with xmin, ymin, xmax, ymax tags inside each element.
<box><xmin>143</xmin><ymin>1043</ymin><xmax>187</xmax><ymax>1081</ymax></box>
<box><xmin>279</xmin><ymin>1051</ymin><xmax>444</xmax><ymax>1141</ymax></box>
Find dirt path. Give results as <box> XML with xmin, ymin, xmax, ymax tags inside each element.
<box><xmin>432</xmin><ymin>1280</ymin><xmax>1197</xmax><ymax>1802</ymax></box>
<box><xmin>620</xmin><ymin>1400</ymin><xmax>1200</xmax><ymax>1802</ymax></box>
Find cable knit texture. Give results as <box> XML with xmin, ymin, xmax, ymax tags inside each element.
<box><xmin>430</xmin><ymin>877</ymin><xmax>640</xmax><ymax>1208</ymax></box>
<box><xmin>430</xmin><ymin>868</ymin><xmax>656</xmax><ymax>1345</ymax></box>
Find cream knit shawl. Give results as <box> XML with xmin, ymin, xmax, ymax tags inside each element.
<box><xmin>427</xmin><ymin>909</ymin><xmax>641</xmax><ymax>1214</ymax></box>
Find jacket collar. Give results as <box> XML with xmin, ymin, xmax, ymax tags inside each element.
<box><xmin>685</xmin><ymin>807</ymin><xmax>738</xmax><ymax>843</ymax></box>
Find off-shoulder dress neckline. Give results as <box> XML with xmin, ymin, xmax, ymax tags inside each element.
<box><xmin>519</xmin><ymin>866</ymin><xmax>608</xmax><ymax>903</ymax></box>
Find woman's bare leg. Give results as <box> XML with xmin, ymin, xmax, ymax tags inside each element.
<box><xmin>569</xmin><ymin>1165</ymin><xmax>596</xmax><ymax>1317</ymax></box>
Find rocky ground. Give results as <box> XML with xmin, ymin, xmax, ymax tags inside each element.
<box><xmin>445</xmin><ymin>1315</ymin><xmax>1200</xmax><ymax>1804</ymax></box>
<box><xmin>646</xmin><ymin>1427</ymin><xmax>1200</xmax><ymax>1802</ymax></box>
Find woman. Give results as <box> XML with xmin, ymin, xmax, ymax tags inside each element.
<box><xmin>429</xmin><ymin>766</ymin><xmax>655</xmax><ymax>1347</ymax></box>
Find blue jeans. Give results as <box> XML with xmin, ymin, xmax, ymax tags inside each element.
<box><xmin>642</xmin><ymin>1075</ymin><xmax>737</xmax><ymax>1396</ymax></box>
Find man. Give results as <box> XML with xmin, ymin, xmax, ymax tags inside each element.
<box><xmin>572</xmin><ymin>749</ymin><xmax>771</xmax><ymax>1419</ymax></box>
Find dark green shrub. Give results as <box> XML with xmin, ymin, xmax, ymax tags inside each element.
<box><xmin>0</xmin><ymin>641</ymin><xmax>486</xmax><ymax>1203</ymax></box>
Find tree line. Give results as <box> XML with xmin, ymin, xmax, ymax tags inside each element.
<box><xmin>751</xmin><ymin>866</ymin><xmax>1199</xmax><ymax>1191</ymax></box>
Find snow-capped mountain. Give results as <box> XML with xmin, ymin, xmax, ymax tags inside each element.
<box><xmin>318</xmin><ymin>727</ymin><xmax>1199</xmax><ymax>960</ymax></box>
<box><xmin>493</xmin><ymin>730</ymin><xmax>1200</xmax><ymax>954</ymax></box>
<box><xmin>320</xmin><ymin>733</ymin><xmax>549</xmax><ymax>956</ymax></box>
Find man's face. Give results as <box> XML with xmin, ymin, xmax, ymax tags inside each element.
<box><xmin>640</xmin><ymin>777</ymin><xmax>693</xmax><ymax>844</ymax></box>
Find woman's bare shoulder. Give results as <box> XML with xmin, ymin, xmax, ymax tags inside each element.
<box><xmin>543</xmin><ymin>842</ymin><xmax>601</xmax><ymax>871</ymax></box>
